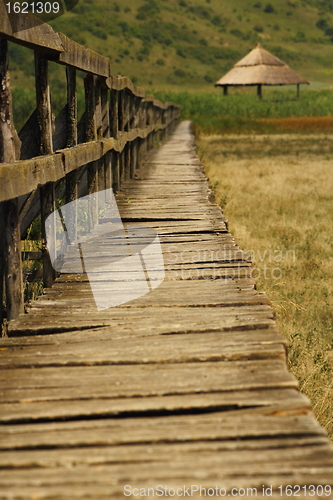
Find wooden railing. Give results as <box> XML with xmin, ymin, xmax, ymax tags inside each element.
<box><xmin>0</xmin><ymin>6</ymin><xmax>180</xmax><ymax>326</ymax></box>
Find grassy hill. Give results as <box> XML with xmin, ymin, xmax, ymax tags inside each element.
<box><xmin>7</xmin><ymin>0</ymin><xmax>333</xmax><ymax>128</ymax></box>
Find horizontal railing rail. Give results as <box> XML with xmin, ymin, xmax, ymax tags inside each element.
<box><xmin>0</xmin><ymin>7</ymin><xmax>180</xmax><ymax>326</ymax></box>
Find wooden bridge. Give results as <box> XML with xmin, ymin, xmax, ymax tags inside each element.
<box><xmin>1</xmin><ymin>9</ymin><xmax>333</xmax><ymax>500</ymax></box>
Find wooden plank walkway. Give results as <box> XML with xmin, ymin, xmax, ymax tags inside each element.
<box><xmin>1</xmin><ymin>121</ymin><xmax>333</xmax><ymax>499</ymax></box>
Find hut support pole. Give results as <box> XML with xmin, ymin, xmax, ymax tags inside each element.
<box><xmin>223</xmin><ymin>86</ymin><xmax>228</xmax><ymax>96</ymax></box>
<box><xmin>257</xmin><ymin>84</ymin><xmax>262</xmax><ymax>99</ymax></box>
<box><xmin>296</xmin><ymin>84</ymin><xmax>300</xmax><ymax>99</ymax></box>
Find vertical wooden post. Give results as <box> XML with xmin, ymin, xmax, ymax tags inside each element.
<box><xmin>101</xmin><ymin>80</ymin><xmax>111</xmax><ymax>196</ymax></box>
<box><xmin>124</xmin><ymin>91</ymin><xmax>130</xmax><ymax>132</ymax></box>
<box><xmin>132</xmin><ymin>96</ymin><xmax>141</xmax><ymax>177</ymax></box>
<box><xmin>35</xmin><ymin>51</ymin><xmax>56</xmax><ymax>288</ymax></box>
<box><xmin>112</xmin><ymin>152</ymin><xmax>120</xmax><ymax>192</ymax></box>
<box><xmin>85</xmin><ymin>72</ymin><xmax>98</xmax><ymax>228</ymax></box>
<box><xmin>130</xmin><ymin>140</ymin><xmax>137</xmax><ymax>178</ymax></box>
<box><xmin>0</xmin><ymin>39</ymin><xmax>23</xmax><ymax>321</ymax></box>
<box><xmin>124</xmin><ymin>91</ymin><xmax>131</xmax><ymax>180</ymax></box>
<box><xmin>118</xmin><ymin>89</ymin><xmax>125</xmax><ymax>132</ymax></box>
<box><xmin>223</xmin><ymin>85</ymin><xmax>228</xmax><ymax>96</ymax></box>
<box><xmin>142</xmin><ymin>100</ymin><xmax>148</xmax><ymax>157</ymax></box>
<box><xmin>65</xmin><ymin>66</ymin><xmax>78</xmax><ymax>241</ymax></box>
<box><xmin>257</xmin><ymin>84</ymin><xmax>262</xmax><ymax>99</ymax></box>
<box><xmin>296</xmin><ymin>84</ymin><xmax>300</xmax><ymax>99</ymax></box>
<box><xmin>110</xmin><ymin>89</ymin><xmax>119</xmax><ymax>192</ymax></box>
<box><xmin>118</xmin><ymin>90</ymin><xmax>125</xmax><ymax>183</ymax></box>
<box><xmin>110</xmin><ymin>89</ymin><xmax>118</xmax><ymax>139</ymax></box>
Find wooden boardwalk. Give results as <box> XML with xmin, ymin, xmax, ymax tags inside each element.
<box><xmin>1</xmin><ymin>121</ymin><xmax>333</xmax><ymax>499</ymax></box>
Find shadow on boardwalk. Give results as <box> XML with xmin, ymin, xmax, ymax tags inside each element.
<box><xmin>1</xmin><ymin>122</ymin><xmax>333</xmax><ymax>499</ymax></box>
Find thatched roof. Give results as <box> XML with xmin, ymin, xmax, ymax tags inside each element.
<box><xmin>215</xmin><ymin>44</ymin><xmax>309</xmax><ymax>87</ymax></box>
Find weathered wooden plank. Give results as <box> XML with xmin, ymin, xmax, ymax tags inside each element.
<box><xmin>0</xmin><ymin>126</ymin><xmax>176</xmax><ymax>202</ymax></box>
<box><xmin>57</xmin><ymin>33</ymin><xmax>109</xmax><ymax>77</ymax></box>
<box><xmin>0</xmin><ymin>406</ymin><xmax>323</xmax><ymax>447</ymax></box>
<box><xmin>108</xmin><ymin>75</ymin><xmax>145</xmax><ymax>98</ymax></box>
<box><xmin>0</xmin><ymin>435</ymin><xmax>328</xmax><ymax>468</ymax></box>
<box><xmin>1</xmin><ymin>441</ymin><xmax>332</xmax><ymax>483</ymax></box>
<box><xmin>0</xmin><ymin>4</ymin><xmax>63</xmax><ymax>54</ymax></box>
<box><xmin>7</xmin><ymin>304</ymin><xmax>275</xmax><ymax>335</ymax></box>
<box><xmin>0</xmin><ymin>360</ymin><xmax>298</xmax><ymax>405</ymax></box>
<box><xmin>22</xmin><ymin>281</ymin><xmax>267</xmax><ymax>308</ymax></box>
<box><xmin>0</xmin><ymin>388</ymin><xmax>309</xmax><ymax>423</ymax></box>
<box><xmin>0</xmin><ymin>330</ymin><xmax>286</xmax><ymax>368</ymax></box>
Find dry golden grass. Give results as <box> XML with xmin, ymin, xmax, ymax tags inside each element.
<box><xmin>259</xmin><ymin>116</ymin><xmax>333</xmax><ymax>133</ymax></box>
<box><xmin>197</xmin><ymin>133</ymin><xmax>333</xmax><ymax>439</ymax></box>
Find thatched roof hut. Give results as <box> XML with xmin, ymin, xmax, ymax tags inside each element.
<box><xmin>215</xmin><ymin>43</ymin><xmax>309</xmax><ymax>98</ymax></box>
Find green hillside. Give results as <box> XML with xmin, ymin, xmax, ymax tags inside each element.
<box><xmin>7</xmin><ymin>0</ymin><xmax>333</xmax><ymax>129</ymax></box>
<box><xmin>55</xmin><ymin>0</ymin><xmax>333</xmax><ymax>89</ymax></box>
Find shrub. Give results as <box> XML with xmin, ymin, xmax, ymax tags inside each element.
<box><xmin>204</xmin><ymin>74</ymin><xmax>213</xmax><ymax>82</ymax></box>
<box><xmin>92</xmin><ymin>27</ymin><xmax>107</xmax><ymax>39</ymax></box>
<box><xmin>317</xmin><ymin>19</ymin><xmax>329</xmax><ymax>30</ymax></box>
<box><xmin>174</xmin><ymin>68</ymin><xmax>186</xmax><ymax>77</ymax></box>
<box><xmin>156</xmin><ymin>58</ymin><xmax>165</xmax><ymax>65</ymax></box>
<box><xmin>176</xmin><ymin>48</ymin><xmax>186</xmax><ymax>57</ymax></box>
<box><xmin>188</xmin><ymin>5</ymin><xmax>211</xmax><ymax>20</ymax></box>
<box><xmin>264</xmin><ymin>3</ymin><xmax>276</xmax><ymax>13</ymax></box>
<box><xmin>230</xmin><ymin>28</ymin><xmax>249</xmax><ymax>40</ymax></box>
<box><xmin>253</xmin><ymin>25</ymin><xmax>264</xmax><ymax>32</ymax></box>
<box><xmin>136</xmin><ymin>0</ymin><xmax>160</xmax><ymax>20</ymax></box>
<box><xmin>211</xmin><ymin>15</ymin><xmax>223</xmax><ymax>26</ymax></box>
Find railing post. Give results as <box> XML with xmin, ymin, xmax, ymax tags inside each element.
<box><xmin>110</xmin><ymin>89</ymin><xmax>118</xmax><ymax>139</ymax></box>
<box><xmin>110</xmin><ymin>89</ymin><xmax>120</xmax><ymax>192</ymax></box>
<box><xmin>65</xmin><ymin>66</ymin><xmax>78</xmax><ymax>241</ymax></box>
<box><xmin>35</xmin><ymin>51</ymin><xmax>56</xmax><ymax>288</ymax></box>
<box><xmin>124</xmin><ymin>91</ymin><xmax>131</xmax><ymax>180</ymax></box>
<box><xmin>118</xmin><ymin>89</ymin><xmax>125</xmax><ymax>183</ymax></box>
<box><xmin>95</xmin><ymin>77</ymin><xmax>105</xmax><ymax>194</ymax></box>
<box><xmin>85</xmin><ymin>72</ymin><xmax>99</xmax><ymax>228</ymax></box>
<box><xmin>0</xmin><ymin>39</ymin><xmax>24</xmax><ymax>321</ymax></box>
<box><xmin>112</xmin><ymin>152</ymin><xmax>120</xmax><ymax>193</ymax></box>
<box><xmin>142</xmin><ymin>100</ymin><xmax>148</xmax><ymax>160</ymax></box>
<box><xmin>131</xmin><ymin>96</ymin><xmax>141</xmax><ymax>178</ymax></box>
<box><xmin>101</xmin><ymin>79</ymin><xmax>111</xmax><ymax>195</ymax></box>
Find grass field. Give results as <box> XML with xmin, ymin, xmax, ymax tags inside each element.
<box><xmin>155</xmin><ymin>88</ymin><xmax>333</xmax><ymax>133</ymax></box>
<box><xmin>197</xmin><ymin>132</ymin><xmax>333</xmax><ymax>439</ymax></box>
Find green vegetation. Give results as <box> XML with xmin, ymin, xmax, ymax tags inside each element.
<box><xmin>153</xmin><ymin>88</ymin><xmax>333</xmax><ymax>133</ymax></box>
<box><xmin>7</xmin><ymin>0</ymin><xmax>333</xmax><ymax>101</ymax></box>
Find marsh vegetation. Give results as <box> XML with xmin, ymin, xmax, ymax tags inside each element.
<box><xmin>197</xmin><ymin>132</ymin><xmax>333</xmax><ymax>439</ymax></box>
